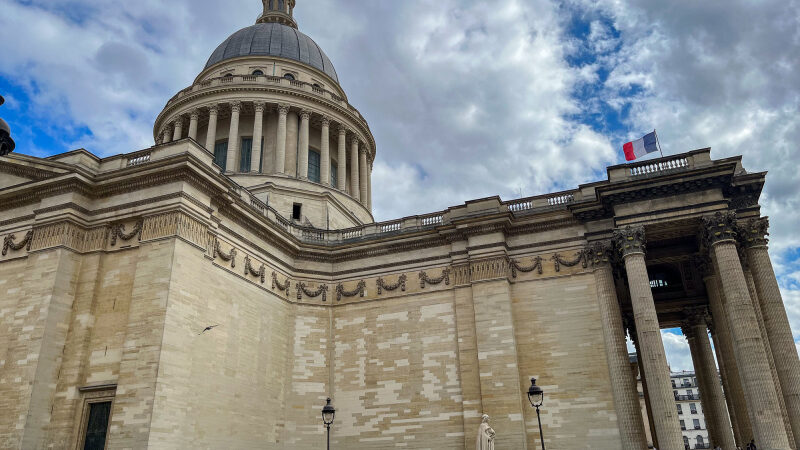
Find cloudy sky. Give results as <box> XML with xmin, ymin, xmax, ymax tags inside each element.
<box><xmin>1</xmin><ymin>0</ymin><xmax>798</xmax><ymax>371</ymax></box>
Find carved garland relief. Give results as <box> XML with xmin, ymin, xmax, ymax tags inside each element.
<box><xmin>2</xmin><ymin>230</ymin><xmax>33</xmax><ymax>256</ymax></box>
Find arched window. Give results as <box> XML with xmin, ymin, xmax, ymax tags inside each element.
<box><xmin>696</xmin><ymin>435</ymin><xmax>704</xmax><ymax>446</ymax></box>
<box><xmin>252</xmin><ymin>70</ymin><xmax>265</xmax><ymax>76</ymax></box>
<box><xmin>283</xmin><ymin>73</ymin><xmax>295</xmax><ymax>81</ymax></box>
<box><xmin>223</xmin><ymin>73</ymin><xmax>234</xmax><ymax>78</ymax></box>
<box><xmin>682</xmin><ymin>436</ymin><xmax>689</xmax><ymax>449</ymax></box>
<box><xmin>313</xmin><ymin>83</ymin><xmax>321</xmax><ymax>88</ymax></box>
<box><xmin>278</xmin><ymin>0</ymin><xmax>284</xmax><ymax>12</ymax></box>
<box><xmin>268</xmin><ymin>0</ymin><xmax>274</xmax><ymax>10</ymax></box>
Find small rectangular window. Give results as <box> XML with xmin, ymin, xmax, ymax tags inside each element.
<box><xmin>214</xmin><ymin>140</ymin><xmax>228</xmax><ymax>171</ymax></box>
<box><xmin>83</xmin><ymin>401</ymin><xmax>112</xmax><ymax>450</ymax></box>
<box><xmin>292</xmin><ymin>203</ymin><xmax>302</xmax><ymax>221</ymax></box>
<box><xmin>680</xmin><ymin>419</ymin><xmax>686</xmax><ymax>430</ymax></box>
<box><xmin>677</xmin><ymin>404</ymin><xmax>683</xmax><ymax>414</ymax></box>
<box><xmin>240</xmin><ymin>138</ymin><xmax>253</xmax><ymax>172</ymax></box>
<box><xmin>308</xmin><ymin>149</ymin><xmax>321</xmax><ymax>183</ymax></box>
<box><xmin>693</xmin><ymin>418</ymin><xmax>700</xmax><ymax>429</ymax></box>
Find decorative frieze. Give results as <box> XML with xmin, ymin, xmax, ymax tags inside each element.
<box><xmin>612</xmin><ymin>225</ymin><xmax>646</xmax><ymax>257</ymax></box>
<box><xmin>213</xmin><ymin>239</ymin><xmax>237</xmax><ymax>268</ymax></box>
<box><xmin>376</xmin><ymin>274</ymin><xmax>406</xmax><ymax>295</ymax></box>
<box><xmin>551</xmin><ymin>250</ymin><xmax>588</xmax><ymax>272</ymax></box>
<box><xmin>336</xmin><ymin>280</ymin><xmax>366</xmax><ymax>301</ymax></box>
<box><xmin>271</xmin><ymin>272</ymin><xmax>291</xmax><ymax>297</ymax></box>
<box><xmin>2</xmin><ymin>230</ymin><xmax>33</xmax><ymax>256</ymax></box>
<box><xmin>510</xmin><ymin>256</ymin><xmax>543</xmax><ymax>278</ymax></box>
<box><xmin>469</xmin><ymin>257</ymin><xmax>509</xmax><ymax>282</ymax></box>
<box><xmin>741</xmin><ymin>217</ymin><xmax>769</xmax><ymax>248</ymax></box>
<box><xmin>702</xmin><ymin>211</ymin><xmax>738</xmax><ymax>247</ymax></box>
<box><xmin>244</xmin><ymin>255</ymin><xmax>266</xmax><ymax>283</ymax></box>
<box><xmin>141</xmin><ymin>211</ymin><xmax>208</xmax><ymax>248</ymax></box>
<box><xmin>419</xmin><ymin>268</ymin><xmax>450</xmax><ymax>288</ymax></box>
<box><xmin>297</xmin><ymin>282</ymin><xmax>328</xmax><ymax>302</ymax></box>
<box><xmin>28</xmin><ymin>222</ymin><xmax>107</xmax><ymax>254</ymax></box>
<box><xmin>110</xmin><ymin>219</ymin><xmax>143</xmax><ymax>246</ymax></box>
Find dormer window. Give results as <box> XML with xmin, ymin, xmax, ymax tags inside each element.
<box><xmin>252</xmin><ymin>70</ymin><xmax>264</xmax><ymax>76</ymax></box>
<box><xmin>223</xmin><ymin>73</ymin><xmax>234</xmax><ymax>78</ymax></box>
<box><xmin>283</xmin><ymin>73</ymin><xmax>295</xmax><ymax>81</ymax></box>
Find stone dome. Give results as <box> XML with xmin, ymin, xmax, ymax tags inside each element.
<box><xmin>205</xmin><ymin>22</ymin><xmax>339</xmax><ymax>83</ymax></box>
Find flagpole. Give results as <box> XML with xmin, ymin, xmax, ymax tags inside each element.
<box><xmin>655</xmin><ymin>129</ymin><xmax>664</xmax><ymax>158</ymax></box>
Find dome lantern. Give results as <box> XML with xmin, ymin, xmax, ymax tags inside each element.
<box><xmin>257</xmin><ymin>0</ymin><xmax>297</xmax><ymax>29</ymax></box>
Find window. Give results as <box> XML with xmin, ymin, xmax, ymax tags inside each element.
<box><xmin>240</xmin><ymin>138</ymin><xmax>253</xmax><ymax>172</ymax></box>
<box><xmin>687</xmin><ymin>389</ymin><xmax>693</xmax><ymax>396</ymax></box>
<box><xmin>278</xmin><ymin>0</ymin><xmax>284</xmax><ymax>11</ymax></box>
<box><xmin>677</xmin><ymin>404</ymin><xmax>683</xmax><ymax>414</ymax></box>
<box><xmin>683</xmin><ymin>436</ymin><xmax>689</xmax><ymax>449</ymax></box>
<box><xmin>671</xmin><ymin>380</ymin><xmax>677</xmax><ymax>388</ymax></box>
<box><xmin>83</xmin><ymin>401</ymin><xmax>112</xmax><ymax>450</ymax></box>
<box><xmin>693</xmin><ymin>418</ymin><xmax>700</xmax><ymax>429</ymax></box>
<box><xmin>680</xmin><ymin>419</ymin><xmax>686</xmax><ymax>430</ymax></box>
<box><xmin>214</xmin><ymin>140</ymin><xmax>228</xmax><ymax>171</ymax></box>
<box><xmin>696</xmin><ymin>435</ymin><xmax>704</xmax><ymax>446</ymax></box>
<box><xmin>283</xmin><ymin>73</ymin><xmax>295</xmax><ymax>81</ymax></box>
<box><xmin>223</xmin><ymin>73</ymin><xmax>233</xmax><ymax>78</ymax></box>
<box><xmin>331</xmin><ymin>163</ymin><xmax>338</xmax><ymax>187</ymax></box>
<box><xmin>292</xmin><ymin>203</ymin><xmax>302</xmax><ymax>221</ymax></box>
<box><xmin>690</xmin><ymin>402</ymin><xmax>697</xmax><ymax>414</ymax></box>
<box><xmin>308</xmin><ymin>149</ymin><xmax>321</xmax><ymax>183</ymax></box>
<box><xmin>252</xmin><ymin>70</ymin><xmax>264</xmax><ymax>76</ymax></box>
<box><xmin>313</xmin><ymin>83</ymin><xmax>322</xmax><ymax>88</ymax></box>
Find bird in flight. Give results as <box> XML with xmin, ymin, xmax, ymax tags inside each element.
<box><xmin>199</xmin><ymin>324</ymin><xmax>220</xmax><ymax>335</ymax></box>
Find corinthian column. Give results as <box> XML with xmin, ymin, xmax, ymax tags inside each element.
<box><xmin>588</xmin><ymin>241</ymin><xmax>648</xmax><ymax>449</ymax></box>
<box><xmin>350</xmin><ymin>139</ymin><xmax>360</xmax><ymax>200</ymax></box>
<box><xmin>703</xmin><ymin>211</ymin><xmax>791</xmax><ymax>448</ymax></box>
<box><xmin>612</xmin><ymin>226</ymin><xmax>683</xmax><ymax>450</ymax></box>
<box><xmin>275</xmin><ymin>104</ymin><xmax>288</xmax><ymax>174</ymax></box>
<box><xmin>252</xmin><ymin>102</ymin><xmax>265</xmax><ymax>173</ymax></box>
<box><xmin>204</xmin><ymin>104</ymin><xmax>218</xmax><ymax>151</ymax></box>
<box><xmin>162</xmin><ymin>124</ymin><xmax>172</xmax><ymax>144</ymax></box>
<box><xmin>742</xmin><ymin>218</ymin><xmax>800</xmax><ymax>448</ymax></box>
<box><xmin>226</xmin><ymin>101</ymin><xmax>241</xmax><ymax>172</ymax></box>
<box><xmin>297</xmin><ymin>110</ymin><xmax>310</xmax><ymax>179</ymax></box>
<box><xmin>320</xmin><ymin>116</ymin><xmax>330</xmax><ymax>184</ymax></box>
<box><xmin>337</xmin><ymin>126</ymin><xmax>347</xmax><ymax>190</ymax></box>
<box><xmin>682</xmin><ymin>310</ymin><xmax>736</xmax><ymax>450</ymax></box>
<box><xmin>359</xmin><ymin>148</ymin><xmax>368</xmax><ymax>205</ymax></box>
<box><xmin>188</xmin><ymin>110</ymin><xmax>199</xmax><ymax>141</ymax></box>
<box><xmin>172</xmin><ymin>118</ymin><xmax>183</xmax><ymax>141</ymax></box>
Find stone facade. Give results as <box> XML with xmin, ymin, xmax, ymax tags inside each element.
<box><xmin>2</xmin><ymin>2</ymin><xmax>799</xmax><ymax>449</ymax></box>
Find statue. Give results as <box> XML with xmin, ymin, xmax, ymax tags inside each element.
<box><xmin>476</xmin><ymin>414</ymin><xmax>496</xmax><ymax>450</ymax></box>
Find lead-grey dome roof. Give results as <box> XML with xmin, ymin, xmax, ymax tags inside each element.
<box><xmin>205</xmin><ymin>22</ymin><xmax>339</xmax><ymax>83</ymax></box>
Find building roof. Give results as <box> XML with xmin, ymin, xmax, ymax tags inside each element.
<box><xmin>204</xmin><ymin>22</ymin><xmax>339</xmax><ymax>83</ymax></box>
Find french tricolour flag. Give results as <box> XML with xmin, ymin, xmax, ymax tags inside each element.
<box><xmin>623</xmin><ymin>131</ymin><xmax>660</xmax><ymax>161</ymax></box>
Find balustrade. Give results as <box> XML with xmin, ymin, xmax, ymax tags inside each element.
<box><xmin>629</xmin><ymin>156</ymin><xmax>689</xmax><ymax>176</ymax></box>
<box><xmin>126</xmin><ymin>152</ymin><xmax>151</xmax><ymax>167</ymax></box>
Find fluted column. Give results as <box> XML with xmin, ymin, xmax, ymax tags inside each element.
<box><xmin>188</xmin><ymin>110</ymin><xmax>199</xmax><ymax>141</ymax></box>
<box><xmin>337</xmin><ymin>126</ymin><xmax>347</xmax><ymax>190</ymax></box>
<box><xmin>226</xmin><ymin>101</ymin><xmax>241</xmax><ymax>172</ymax></box>
<box><xmin>320</xmin><ymin>116</ymin><xmax>330</xmax><ymax>184</ymax></box>
<box><xmin>275</xmin><ymin>104</ymin><xmax>288</xmax><ymax>174</ymax></box>
<box><xmin>350</xmin><ymin>139</ymin><xmax>360</xmax><ymax>200</ymax></box>
<box><xmin>588</xmin><ymin>241</ymin><xmax>648</xmax><ymax>449</ymax></box>
<box><xmin>613</xmin><ymin>226</ymin><xmax>683</xmax><ymax>450</ymax></box>
<box><xmin>367</xmin><ymin>159</ymin><xmax>373</xmax><ymax>210</ymax></box>
<box><xmin>703</xmin><ymin>211</ymin><xmax>790</xmax><ymax>448</ymax></box>
<box><xmin>297</xmin><ymin>110</ymin><xmax>310</xmax><ymax>179</ymax></box>
<box><xmin>204</xmin><ymin>104</ymin><xmax>218</xmax><ymax>151</ymax></box>
<box><xmin>359</xmin><ymin>148</ymin><xmax>368</xmax><ymax>205</ymax></box>
<box><xmin>682</xmin><ymin>311</ymin><xmax>736</xmax><ymax>450</ymax></box>
<box><xmin>162</xmin><ymin>124</ymin><xmax>172</xmax><ymax>144</ymax></box>
<box><xmin>252</xmin><ymin>102</ymin><xmax>265</xmax><ymax>173</ymax></box>
<box><xmin>743</xmin><ymin>218</ymin><xmax>800</xmax><ymax>448</ymax></box>
<box><xmin>631</xmin><ymin>328</ymin><xmax>659</xmax><ymax>450</ymax></box>
<box><xmin>172</xmin><ymin>118</ymin><xmax>183</xmax><ymax>141</ymax></box>
<box><xmin>705</xmin><ymin>271</ymin><xmax>751</xmax><ymax>448</ymax></box>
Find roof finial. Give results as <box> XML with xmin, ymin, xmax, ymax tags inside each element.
<box><xmin>258</xmin><ymin>0</ymin><xmax>298</xmax><ymax>29</ymax></box>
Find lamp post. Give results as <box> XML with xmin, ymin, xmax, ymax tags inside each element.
<box><xmin>321</xmin><ymin>397</ymin><xmax>336</xmax><ymax>450</ymax></box>
<box><xmin>527</xmin><ymin>377</ymin><xmax>546</xmax><ymax>450</ymax></box>
<box><xmin>0</xmin><ymin>95</ymin><xmax>16</xmax><ymax>157</ymax></box>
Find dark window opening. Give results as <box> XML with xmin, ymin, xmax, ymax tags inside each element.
<box><xmin>308</xmin><ymin>149</ymin><xmax>321</xmax><ymax>183</ymax></box>
<box><xmin>214</xmin><ymin>140</ymin><xmax>228</xmax><ymax>171</ymax></box>
<box><xmin>252</xmin><ymin>70</ymin><xmax>264</xmax><ymax>76</ymax></box>
<box><xmin>284</xmin><ymin>73</ymin><xmax>295</xmax><ymax>81</ymax></box>
<box><xmin>292</xmin><ymin>203</ymin><xmax>302</xmax><ymax>221</ymax></box>
<box><xmin>648</xmin><ymin>264</ymin><xmax>683</xmax><ymax>291</ymax></box>
<box><xmin>223</xmin><ymin>73</ymin><xmax>233</xmax><ymax>78</ymax></box>
<box><xmin>313</xmin><ymin>83</ymin><xmax>322</xmax><ymax>88</ymax></box>
<box><xmin>83</xmin><ymin>401</ymin><xmax>112</xmax><ymax>450</ymax></box>
<box><xmin>331</xmin><ymin>163</ymin><xmax>338</xmax><ymax>187</ymax></box>
<box><xmin>240</xmin><ymin>138</ymin><xmax>253</xmax><ymax>172</ymax></box>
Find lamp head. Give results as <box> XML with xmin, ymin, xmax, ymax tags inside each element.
<box><xmin>322</xmin><ymin>397</ymin><xmax>336</xmax><ymax>426</ymax></box>
<box><xmin>527</xmin><ymin>377</ymin><xmax>544</xmax><ymax>408</ymax></box>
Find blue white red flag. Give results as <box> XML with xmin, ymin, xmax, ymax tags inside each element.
<box><xmin>623</xmin><ymin>131</ymin><xmax>660</xmax><ymax>161</ymax></box>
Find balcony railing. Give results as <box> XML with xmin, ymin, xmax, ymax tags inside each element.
<box><xmin>674</xmin><ymin>394</ymin><xmax>701</xmax><ymax>401</ymax></box>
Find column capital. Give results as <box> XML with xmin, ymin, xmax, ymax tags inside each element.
<box><xmin>741</xmin><ymin>217</ymin><xmax>769</xmax><ymax>248</ymax></box>
<box><xmin>189</xmin><ymin>109</ymin><xmax>200</xmax><ymax>120</ymax></box>
<box><xmin>299</xmin><ymin>109</ymin><xmax>311</xmax><ymax>121</ymax></box>
<box><xmin>338</xmin><ymin>125</ymin><xmax>349</xmax><ymax>136</ymax></box>
<box><xmin>693</xmin><ymin>254</ymin><xmax>715</xmax><ymax>279</ymax></box>
<box><xmin>229</xmin><ymin>101</ymin><xmax>242</xmax><ymax>113</ymax></box>
<box><xmin>586</xmin><ymin>240</ymin><xmax>614</xmax><ymax>268</ymax></box>
<box><xmin>612</xmin><ymin>225</ymin><xmax>646</xmax><ymax>258</ymax></box>
<box><xmin>702</xmin><ymin>210</ymin><xmax>738</xmax><ymax>247</ymax></box>
<box><xmin>253</xmin><ymin>101</ymin><xmax>266</xmax><ymax>113</ymax></box>
<box><xmin>277</xmin><ymin>104</ymin><xmax>290</xmax><ymax>116</ymax></box>
<box><xmin>320</xmin><ymin>116</ymin><xmax>330</xmax><ymax>127</ymax></box>
<box><xmin>680</xmin><ymin>307</ymin><xmax>709</xmax><ymax>337</ymax></box>
<box><xmin>172</xmin><ymin>117</ymin><xmax>183</xmax><ymax>126</ymax></box>
<box><xmin>207</xmin><ymin>104</ymin><xmax>219</xmax><ymax>115</ymax></box>
<box><xmin>359</xmin><ymin>146</ymin><xmax>367</xmax><ymax>155</ymax></box>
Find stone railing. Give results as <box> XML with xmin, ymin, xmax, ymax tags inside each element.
<box><xmin>607</xmin><ymin>149</ymin><xmax>711</xmax><ymax>183</ymax></box>
<box><xmin>163</xmin><ymin>75</ymin><xmax>368</xmax><ymax>125</ymax></box>
<box><xmin>629</xmin><ymin>155</ymin><xmax>690</xmax><ymax>177</ymax></box>
<box><xmin>126</xmin><ymin>151</ymin><xmax>151</xmax><ymax>167</ymax></box>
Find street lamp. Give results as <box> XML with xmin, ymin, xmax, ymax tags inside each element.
<box><xmin>0</xmin><ymin>95</ymin><xmax>16</xmax><ymax>157</ymax></box>
<box><xmin>321</xmin><ymin>397</ymin><xmax>336</xmax><ymax>450</ymax></box>
<box><xmin>527</xmin><ymin>377</ymin><xmax>546</xmax><ymax>450</ymax></box>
